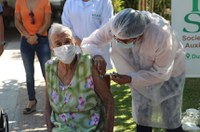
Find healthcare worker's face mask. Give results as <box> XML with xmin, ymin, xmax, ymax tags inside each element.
<box><xmin>114</xmin><ymin>35</ymin><xmax>142</xmax><ymax>49</ymax></box>
<box><xmin>116</xmin><ymin>40</ymin><xmax>135</xmax><ymax>49</ymax></box>
<box><xmin>53</xmin><ymin>45</ymin><xmax>76</xmax><ymax>64</ymax></box>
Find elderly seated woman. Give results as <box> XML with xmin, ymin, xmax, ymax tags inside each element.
<box><xmin>45</xmin><ymin>23</ymin><xmax>114</xmax><ymax>132</ymax></box>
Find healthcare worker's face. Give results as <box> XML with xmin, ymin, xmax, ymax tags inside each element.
<box><xmin>113</xmin><ymin>35</ymin><xmax>142</xmax><ymax>45</ymax></box>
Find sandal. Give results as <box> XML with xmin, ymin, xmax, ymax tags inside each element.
<box><xmin>23</xmin><ymin>99</ymin><xmax>37</xmax><ymax>115</ymax></box>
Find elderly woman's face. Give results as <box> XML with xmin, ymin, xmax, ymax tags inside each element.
<box><xmin>51</xmin><ymin>31</ymin><xmax>73</xmax><ymax>49</ymax></box>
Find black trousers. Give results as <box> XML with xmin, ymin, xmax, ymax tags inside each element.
<box><xmin>136</xmin><ymin>124</ymin><xmax>184</xmax><ymax>132</ymax></box>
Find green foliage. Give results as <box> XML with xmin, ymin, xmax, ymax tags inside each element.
<box><xmin>153</xmin><ymin>0</ymin><xmax>171</xmax><ymax>20</ymax></box>
<box><xmin>111</xmin><ymin>83</ymin><xmax>136</xmax><ymax>131</ymax></box>
<box><xmin>112</xmin><ymin>0</ymin><xmax>171</xmax><ymax>20</ymax></box>
<box><xmin>112</xmin><ymin>0</ymin><xmax>139</xmax><ymax>13</ymax></box>
<box><xmin>123</xmin><ymin>0</ymin><xmax>139</xmax><ymax>10</ymax></box>
<box><xmin>112</xmin><ymin>0</ymin><xmax>125</xmax><ymax>13</ymax></box>
<box><xmin>182</xmin><ymin>78</ymin><xmax>200</xmax><ymax>111</ymax></box>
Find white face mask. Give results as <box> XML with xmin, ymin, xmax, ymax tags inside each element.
<box><xmin>53</xmin><ymin>45</ymin><xmax>76</xmax><ymax>64</ymax></box>
<box><xmin>115</xmin><ymin>40</ymin><xmax>135</xmax><ymax>49</ymax></box>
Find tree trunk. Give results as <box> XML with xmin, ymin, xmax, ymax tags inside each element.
<box><xmin>162</xmin><ymin>0</ymin><xmax>166</xmax><ymax>16</ymax></box>
<box><xmin>150</xmin><ymin>0</ymin><xmax>154</xmax><ymax>12</ymax></box>
<box><xmin>144</xmin><ymin>0</ymin><xmax>147</xmax><ymax>10</ymax></box>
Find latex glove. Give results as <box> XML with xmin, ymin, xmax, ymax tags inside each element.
<box><xmin>111</xmin><ymin>72</ymin><xmax>132</xmax><ymax>85</ymax></box>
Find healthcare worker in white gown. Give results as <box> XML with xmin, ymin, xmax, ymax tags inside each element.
<box><xmin>61</xmin><ymin>0</ymin><xmax>113</xmax><ymax>70</ymax></box>
<box><xmin>81</xmin><ymin>8</ymin><xmax>186</xmax><ymax>132</ymax></box>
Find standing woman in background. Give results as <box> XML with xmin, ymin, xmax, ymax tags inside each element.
<box><xmin>61</xmin><ymin>0</ymin><xmax>113</xmax><ymax>70</ymax></box>
<box><xmin>15</xmin><ymin>0</ymin><xmax>52</xmax><ymax>114</ymax></box>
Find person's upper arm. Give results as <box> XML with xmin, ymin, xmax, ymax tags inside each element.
<box><xmin>100</xmin><ymin>0</ymin><xmax>113</xmax><ymax>26</ymax></box>
<box><xmin>43</xmin><ymin>0</ymin><xmax>51</xmax><ymax>25</ymax></box>
<box><xmin>45</xmin><ymin>0</ymin><xmax>52</xmax><ymax>14</ymax></box>
<box><xmin>61</xmin><ymin>1</ymin><xmax>73</xmax><ymax>29</ymax></box>
<box><xmin>15</xmin><ymin>0</ymin><xmax>20</xmax><ymax>14</ymax></box>
<box><xmin>14</xmin><ymin>0</ymin><xmax>21</xmax><ymax>23</ymax></box>
<box><xmin>81</xmin><ymin>21</ymin><xmax>113</xmax><ymax>56</ymax></box>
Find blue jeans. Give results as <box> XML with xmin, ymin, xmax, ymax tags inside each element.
<box><xmin>20</xmin><ymin>36</ymin><xmax>51</xmax><ymax>101</ymax></box>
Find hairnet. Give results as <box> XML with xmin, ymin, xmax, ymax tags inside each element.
<box><xmin>48</xmin><ymin>23</ymin><xmax>73</xmax><ymax>46</ymax></box>
<box><xmin>111</xmin><ymin>8</ymin><xmax>150</xmax><ymax>40</ymax></box>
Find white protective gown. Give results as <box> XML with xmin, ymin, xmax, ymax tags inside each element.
<box><xmin>61</xmin><ymin>0</ymin><xmax>113</xmax><ymax>69</ymax></box>
<box><xmin>81</xmin><ymin>11</ymin><xmax>186</xmax><ymax>129</ymax></box>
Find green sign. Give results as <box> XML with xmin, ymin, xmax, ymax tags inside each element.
<box><xmin>183</xmin><ymin>0</ymin><xmax>200</xmax><ymax>33</ymax></box>
<box><xmin>186</xmin><ymin>53</ymin><xmax>200</xmax><ymax>60</ymax></box>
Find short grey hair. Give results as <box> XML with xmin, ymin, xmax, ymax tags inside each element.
<box><xmin>48</xmin><ymin>23</ymin><xmax>73</xmax><ymax>46</ymax></box>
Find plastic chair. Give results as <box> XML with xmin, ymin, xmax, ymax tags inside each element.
<box><xmin>0</xmin><ymin>108</ymin><xmax>9</xmax><ymax>132</ymax></box>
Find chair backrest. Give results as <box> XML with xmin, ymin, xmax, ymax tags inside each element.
<box><xmin>0</xmin><ymin>108</ymin><xmax>5</xmax><ymax>132</ymax></box>
<box><xmin>0</xmin><ymin>108</ymin><xmax>9</xmax><ymax>132</ymax></box>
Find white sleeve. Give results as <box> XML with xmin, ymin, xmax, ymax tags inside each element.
<box><xmin>100</xmin><ymin>0</ymin><xmax>113</xmax><ymax>26</ymax></box>
<box><xmin>81</xmin><ymin>21</ymin><xmax>113</xmax><ymax>56</ymax></box>
<box><xmin>129</xmin><ymin>24</ymin><xmax>178</xmax><ymax>88</ymax></box>
<box><xmin>61</xmin><ymin>0</ymin><xmax>76</xmax><ymax>37</ymax></box>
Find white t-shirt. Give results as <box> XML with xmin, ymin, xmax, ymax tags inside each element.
<box><xmin>61</xmin><ymin>0</ymin><xmax>113</xmax><ymax>40</ymax></box>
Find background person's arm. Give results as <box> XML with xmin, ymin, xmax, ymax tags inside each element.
<box><xmin>61</xmin><ymin>0</ymin><xmax>81</xmax><ymax>46</ymax></box>
<box><xmin>14</xmin><ymin>12</ymin><xmax>38</xmax><ymax>45</ymax></box>
<box><xmin>36</xmin><ymin>13</ymin><xmax>51</xmax><ymax>36</ymax></box>
<box><xmin>61</xmin><ymin>0</ymin><xmax>73</xmax><ymax>30</ymax></box>
<box><xmin>37</xmin><ymin>0</ymin><xmax>51</xmax><ymax>35</ymax></box>
<box><xmin>14</xmin><ymin>12</ymin><xmax>30</xmax><ymax>39</ymax></box>
<box><xmin>100</xmin><ymin>0</ymin><xmax>113</xmax><ymax>26</ymax></box>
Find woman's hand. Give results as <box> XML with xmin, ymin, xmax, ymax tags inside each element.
<box><xmin>27</xmin><ymin>35</ymin><xmax>38</xmax><ymax>45</ymax></box>
<box><xmin>92</xmin><ymin>55</ymin><xmax>107</xmax><ymax>75</ymax></box>
<box><xmin>111</xmin><ymin>72</ymin><xmax>132</xmax><ymax>85</ymax></box>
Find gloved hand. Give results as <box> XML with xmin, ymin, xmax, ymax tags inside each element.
<box><xmin>110</xmin><ymin>72</ymin><xmax>132</xmax><ymax>85</ymax></box>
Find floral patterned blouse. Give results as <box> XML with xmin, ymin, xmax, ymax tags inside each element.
<box><xmin>45</xmin><ymin>54</ymin><xmax>104</xmax><ymax>132</ymax></box>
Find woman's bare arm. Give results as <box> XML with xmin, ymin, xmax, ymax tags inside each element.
<box><xmin>37</xmin><ymin>13</ymin><xmax>51</xmax><ymax>35</ymax></box>
<box><xmin>45</xmin><ymin>80</ymin><xmax>53</xmax><ymax>132</ymax></box>
<box><xmin>92</xmin><ymin>66</ymin><xmax>114</xmax><ymax>132</ymax></box>
<box><xmin>14</xmin><ymin>12</ymin><xmax>30</xmax><ymax>39</ymax></box>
